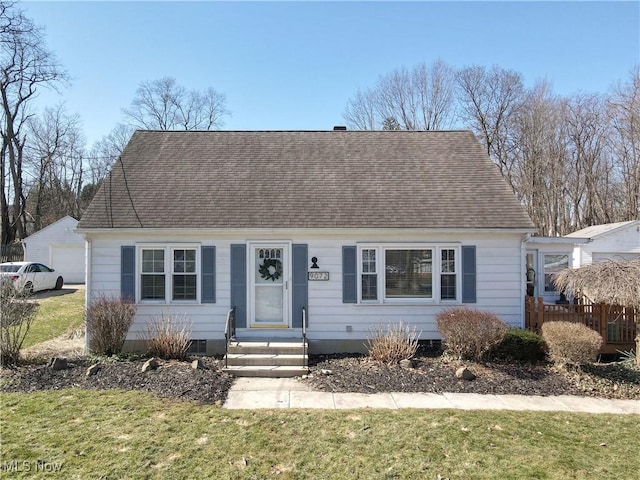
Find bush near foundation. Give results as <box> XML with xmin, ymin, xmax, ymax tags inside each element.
<box><xmin>86</xmin><ymin>295</ymin><xmax>136</xmax><ymax>356</ymax></box>
<box><xmin>436</xmin><ymin>307</ymin><xmax>508</xmax><ymax>361</ymax></box>
<box><xmin>542</xmin><ymin>321</ymin><xmax>603</xmax><ymax>365</ymax></box>
<box><xmin>0</xmin><ymin>282</ymin><xmax>38</xmax><ymax>366</ymax></box>
<box><xmin>144</xmin><ymin>312</ymin><xmax>192</xmax><ymax>360</ymax></box>
<box><xmin>490</xmin><ymin>328</ymin><xmax>547</xmax><ymax>363</ymax></box>
<box><xmin>365</xmin><ymin>321</ymin><xmax>420</xmax><ymax>365</ymax></box>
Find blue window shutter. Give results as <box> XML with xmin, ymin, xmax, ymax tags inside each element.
<box><xmin>292</xmin><ymin>244</ymin><xmax>308</xmax><ymax>328</ymax></box>
<box><xmin>121</xmin><ymin>246</ymin><xmax>135</xmax><ymax>301</ymax></box>
<box><xmin>230</xmin><ymin>244</ymin><xmax>247</xmax><ymax>328</ymax></box>
<box><xmin>462</xmin><ymin>245</ymin><xmax>477</xmax><ymax>303</ymax></box>
<box><xmin>201</xmin><ymin>246</ymin><xmax>216</xmax><ymax>303</ymax></box>
<box><xmin>342</xmin><ymin>246</ymin><xmax>357</xmax><ymax>303</ymax></box>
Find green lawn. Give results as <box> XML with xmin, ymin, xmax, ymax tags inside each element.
<box><xmin>21</xmin><ymin>289</ymin><xmax>85</xmax><ymax>348</ymax></box>
<box><xmin>1</xmin><ymin>389</ymin><xmax>638</xmax><ymax>479</ymax></box>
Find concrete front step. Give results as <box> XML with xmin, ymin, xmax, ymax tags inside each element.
<box><xmin>226</xmin><ymin>353</ymin><xmax>306</xmax><ymax>367</ymax></box>
<box><xmin>223</xmin><ymin>365</ymin><xmax>308</xmax><ymax>378</ymax></box>
<box><xmin>227</xmin><ymin>340</ymin><xmax>305</xmax><ymax>356</ymax></box>
<box><xmin>224</xmin><ymin>339</ymin><xmax>308</xmax><ymax>377</ymax></box>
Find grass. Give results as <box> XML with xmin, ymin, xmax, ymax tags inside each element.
<box><xmin>21</xmin><ymin>289</ymin><xmax>85</xmax><ymax>349</ymax></box>
<box><xmin>1</xmin><ymin>389</ymin><xmax>638</xmax><ymax>479</ymax></box>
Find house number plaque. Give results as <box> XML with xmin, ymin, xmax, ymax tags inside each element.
<box><xmin>308</xmin><ymin>271</ymin><xmax>329</xmax><ymax>281</ymax></box>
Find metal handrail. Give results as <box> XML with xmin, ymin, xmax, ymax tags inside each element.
<box><xmin>224</xmin><ymin>307</ymin><xmax>236</xmax><ymax>368</ymax></box>
<box><xmin>302</xmin><ymin>307</ymin><xmax>308</xmax><ymax>368</ymax></box>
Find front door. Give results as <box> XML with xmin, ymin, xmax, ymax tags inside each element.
<box><xmin>250</xmin><ymin>244</ymin><xmax>289</xmax><ymax>327</ymax></box>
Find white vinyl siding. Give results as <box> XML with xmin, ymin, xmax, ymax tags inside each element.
<box><xmin>84</xmin><ymin>230</ymin><xmax>526</xmax><ymax>352</ymax></box>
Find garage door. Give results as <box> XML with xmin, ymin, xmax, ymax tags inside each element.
<box><xmin>50</xmin><ymin>245</ymin><xmax>85</xmax><ymax>284</ymax></box>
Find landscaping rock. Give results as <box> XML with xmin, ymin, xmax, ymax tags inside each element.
<box><xmin>141</xmin><ymin>357</ymin><xmax>158</xmax><ymax>373</ymax></box>
<box><xmin>86</xmin><ymin>364</ymin><xmax>101</xmax><ymax>376</ymax></box>
<box><xmin>320</xmin><ymin>369</ymin><xmax>333</xmax><ymax>375</ymax></box>
<box><xmin>48</xmin><ymin>357</ymin><xmax>67</xmax><ymax>371</ymax></box>
<box><xmin>191</xmin><ymin>359</ymin><xmax>202</xmax><ymax>370</ymax></box>
<box><xmin>455</xmin><ymin>366</ymin><xmax>476</xmax><ymax>381</ymax></box>
<box><xmin>399</xmin><ymin>359</ymin><xmax>414</xmax><ymax>369</ymax></box>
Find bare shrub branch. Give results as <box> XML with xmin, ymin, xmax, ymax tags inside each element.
<box><xmin>142</xmin><ymin>312</ymin><xmax>192</xmax><ymax>360</ymax></box>
<box><xmin>85</xmin><ymin>295</ymin><xmax>136</xmax><ymax>356</ymax></box>
<box><xmin>365</xmin><ymin>321</ymin><xmax>420</xmax><ymax>365</ymax></box>
<box><xmin>542</xmin><ymin>321</ymin><xmax>603</xmax><ymax>365</ymax></box>
<box><xmin>0</xmin><ymin>281</ymin><xmax>38</xmax><ymax>365</ymax></box>
<box><xmin>436</xmin><ymin>307</ymin><xmax>508</xmax><ymax>361</ymax></box>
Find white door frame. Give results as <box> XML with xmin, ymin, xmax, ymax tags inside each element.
<box><xmin>248</xmin><ymin>242</ymin><xmax>291</xmax><ymax>328</ymax></box>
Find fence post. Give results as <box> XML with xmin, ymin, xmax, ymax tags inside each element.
<box><xmin>597</xmin><ymin>304</ymin><xmax>607</xmax><ymax>343</ymax></box>
<box><xmin>537</xmin><ymin>296</ymin><xmax>544</xmax><ymax>333</ymax></box>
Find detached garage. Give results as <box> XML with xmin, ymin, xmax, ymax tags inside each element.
<box><xmin>22</xmin><ymin>216</ymin><xmax>85</xmax><ymax>284</ymax></box>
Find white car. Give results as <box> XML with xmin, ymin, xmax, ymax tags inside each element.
<box><xmin>0</xmin><ymin>261</ymin><xmax>64</xmax><ymax>294</ymax></box>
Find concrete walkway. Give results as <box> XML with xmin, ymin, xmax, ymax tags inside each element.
<box><xmin>224</xmin><ymin>378</ymin><xmax>640</xmax><ymax>415</ymax></box>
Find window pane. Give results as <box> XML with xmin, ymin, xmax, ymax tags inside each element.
<box><xmin>173</xmin><ymin>274</ymin><xmax>196</xmax><ymax>300</ymax></box>
<box><xmin>385</xmin><ymin>249</ymin><xmax>432</xmax><ymax>298</ymax></box>
<box><xmin>362</xmin><ymin>249</ymin><xmax>376</xmax><ymax>273</ymax></box>
<box><xmin>142</xmin><ymin>249</ymin><xmax>164</xmax><ymax>273</ymax></box>
<box><xmin>141</xmin><ymin>274</ymin><xmax>165</xmax><ymax>299</ymax></box>
<box><xmin>441</xmin><ymin>249</ymin><xmax>455</xmax><ymax>273</ymax></box>
<box><xmin>361</xmin><ymin>274</ymin><xmax>377</xmax><ymax>300</ymax></box>
<box><xmin>174</xmin><ymin>249</ymin><xmax>196</xmax><ymax>274</ymax></box>
<box><xmin>441</xmin><ymin>274</ymin><xmax>456</xmax><ymax>300</ymax></box>
<box><xmin>544</xmin><ymin>254</ymin><xmax>568</xmax><ymax>292</ymax></box>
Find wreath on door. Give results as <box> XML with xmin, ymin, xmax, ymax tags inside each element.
<box><xmin>259</xmin><ymin>258</ymin><xmax>282</xmax><ymax>281</ymax></box>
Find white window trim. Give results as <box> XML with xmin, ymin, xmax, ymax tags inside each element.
<box><xmin>357</xmin><ymin>243</ymin><xmax>461</xmax><ymax>305</ymax></box>
<box><xmin>137</xmin><ymin>244</ymin><xmax>201</xmax><ymax>304</ymax></box>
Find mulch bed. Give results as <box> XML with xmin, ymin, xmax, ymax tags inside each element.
<box><xmin>2</xmin><ymin>354</ymin><xmax>638</xmax><ymax>404</ymax></box>
<box><xmin>304</xmin><ymin>354</ymin><xmax>640</xmax><ymax>400</ymax></box>
<box><xmin>0</xmin><ymin>357</ymin><xmax>233</xmax><ymax>405</ymax></box>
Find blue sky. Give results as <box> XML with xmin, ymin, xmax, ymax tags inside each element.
<box><xmin>22</xmin><ymin>1</ymin><xmax>640</xmax><ymax>147</ymax></box>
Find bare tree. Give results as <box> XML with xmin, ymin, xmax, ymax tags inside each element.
<box><xmin>122</xmin><ymin>77</ymin><xmax>229</xmax><ymax>131</ymax></box>
<box><xmin>24</xmin><ymin>105</ymin><xmax>85</xmax><ymax>229</ymax></box>
<box><xmin>343</xmin><ymin>60</ymin><xmax>458</xmax><ymax>131</ymax></box>
<box><xmin>456</xmin><ymin>65</ymin><xmax>525</xmax><ymax>189</ymax></box>
<box><xmin>0</xmin><ymin>1</ymin><xmax>67</xmax><ymax>244</ymax></box>
<box><xmin>608</xmin><ymin>67</ymin><xmax>640</xmax><ymax>220</ymax></box>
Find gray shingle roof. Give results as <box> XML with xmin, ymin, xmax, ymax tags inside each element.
<box><xmin>78</xmin><ymin>130</ymin><xmax>535</xmax><ymax>230</ymax></box>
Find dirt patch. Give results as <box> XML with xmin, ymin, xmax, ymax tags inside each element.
<box><xmin>303</xmin><ymin>354</ymin><xmax>640</xmax><ymax>400</ymax></box>
<box><xmin>1</xmin><ymin>357</ymin><xmax>233</xmax><ymax>405</ymax></box>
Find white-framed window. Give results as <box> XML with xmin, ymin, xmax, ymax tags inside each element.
<box><xmin>358</xmin><ymin>244</ymin><xmax>460</xmax><ymax>303</ymax></box>
<box><xmin>543</xmin><ymin>253</ymin><xmax>568</xmax><ymax>293</ymax></box>
<box><xmin>139</xmin><ymin>245</ymin><xmax>199</xmax><ymax>303</ymax></box>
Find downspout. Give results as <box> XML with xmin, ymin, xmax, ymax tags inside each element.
<box><xmin>520</xmin><ymin>233</ymin><xmax>531</xmax><ymax>329</ymax></box>
<box><xmin>84</xmin><ymin>236</ymin><xmax>91</xmax><ymax>354</ymax></box>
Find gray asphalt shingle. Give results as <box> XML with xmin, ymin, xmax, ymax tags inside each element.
<box><xmin>78</xmin><ymin>130</ymin><xmax>535</xmax><ymax>230</ymax></box>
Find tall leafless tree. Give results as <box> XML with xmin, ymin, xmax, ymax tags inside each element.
<box><xmin>343</xmin><ymin>60</ymin><xmax>458</xmax><ymax>131</ymax></box>
<box><xmin>24</xmin><ymin>105</ymin><xmax>84</xmax><ymax>229</ymax></box>
<box><xmin>0</xmin><ymin>1</ymin><xmax>67</xmax><ymax>244</ymax></box>
<box><xmin>456</xmin><ymin>65</ymin><xmax>525</xmax><ymax>190</ymax></box>
<box><xmin>122</xmin><ymin>77</ymin><xmax>229</xmax><ymax>131</ymax></box>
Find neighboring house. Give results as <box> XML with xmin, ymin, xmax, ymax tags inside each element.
<box><xmin>22</xmin><ymin>215</ymin><xmax>85</xmax><ymax>284</ymax></box>
<box><xmin>565</xmin><ymin>220</ymin><xmax>640</xmax><ymax>268</ymax></box>
<box><xmin>77</xmin><ymin>130</ymin><xmax>536</xmax><ymax>355</ymax></box>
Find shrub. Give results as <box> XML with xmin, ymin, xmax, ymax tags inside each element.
<box><xmin>365</xmin><ymin>321</ymin><xmax>420</xmax><ymax>365</ymax></box>
<box><xmin>436</xmin><ymin>307</ymin><xmax>508</xmax><ymax>361</ymax></box>
<box><xmin>0</xmin><ymin>282</ymin><xmax>38</xmax><ymax>366</ymax></box>
<box><xmin>86</xmin><ymin>295</ymin><xmax>136</xmax><ymax>356</ymax></box>
<box><xmin>143</xmin><ymin>312</ymin><xmax>192</xmax><ymax>360</ymax></box>
<box><xmin>542</xmin><ymin>321</ymin><xmax>603</xmax><ymax>365</ymax></box>
<box><xmin>490</xmin><ymin>328</ymin><xmax>546</xmax><ymax>363</ymax></box>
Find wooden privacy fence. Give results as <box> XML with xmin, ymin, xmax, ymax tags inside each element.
<box><xmin>1</xmin><ymin>244</ymin><xmax>23</xmax><ymax>263</ymax></box>
<box><xmin>525</xmin><ymin>296</ymin><xmax>637</xmax><ymax>354</ymax></box>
